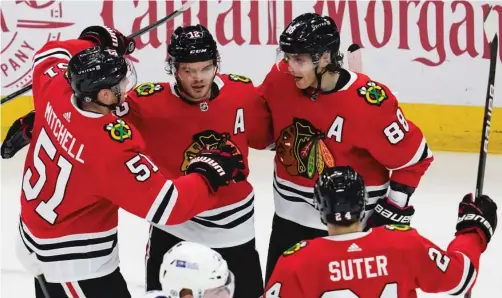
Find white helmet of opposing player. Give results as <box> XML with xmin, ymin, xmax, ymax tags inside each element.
<box><xmin>159</xmin><ymin>241</ymin><xmax>235</xmax><ymax>298</ymax></box>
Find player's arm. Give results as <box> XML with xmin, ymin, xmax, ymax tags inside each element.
<box><xmin>31</xmin><ymin>39</ymin><xmax>95</xmax><ymax>105</ymax></box>
<box><xmin>361</xmin><ymin>82</ymin><xmax>434</xmax><ymax>228</ymax></box>
<box><xmin>363</xmin><ymin>83</ymin><xmax>433</xmax><ymax>206</ymax></box>
<box><xmin>244</xmin><ymin>85</ymin><xmax>274</xmax><ymax>150</ymax></box>
<box><xmin>33</xmin><ymin>25</ymin><xmax>134</xmax><ymax>106</ymax></box>
<box><xmin>103</xmin><ymin>145</ymin><xmax>245</xmax><ymax>225</ymax></box>
<box><xmin>264</xmin><ymin>255</ymin><xmax>307</xmax><ymax>298</ymax></box>
<box><xmin>413</xmin><ymin>194</ymin><xmax>497</xmax><ymax>295</ymax></box>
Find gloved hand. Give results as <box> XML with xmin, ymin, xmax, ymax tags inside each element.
<box><xmin>364</xmin><ymin>197</ymin><xmax>415</xmax><ymax>229</ymax></box>
<box><xmin>186</xmin><ymin>145</ymin><xmax>246</xmax><ymax>193</ymax></box>
<box><xmin>79</xmin><ymin>26</ymin><xmax>135</xmax><ymax>56</ymax></box>
<box><xmin>1</xmin><ymin>110</ymin><xmax>35</xmax><ymax>159</ymax></box>
<box><xmin>456</xmin><ymin>193</ymin><xmax>497</xmax><ymax>251</ymax></box>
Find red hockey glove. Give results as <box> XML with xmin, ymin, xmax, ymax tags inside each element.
<box><xmin>1</xmin><ymin>110</ymin><xmax>35</xmax><ymax>159</ymax></box>
<box><xmin>456</xmin><ymin>193</ymin><xmax>497</xmax><ymax>251</ymax></box>
<box><xmin>79</xmin><ymin>26</ymin><xmax>135</xmax><ymax>56</ymax></box>
<box><xmin>364</xmin><ymin>197</ymin><xmax>415</xmax><ymax>230</ymax></box>
<box><xmin>186</xmin><ymin>145</ymin><xmax>246</xmax><ymax>193</ymax></box>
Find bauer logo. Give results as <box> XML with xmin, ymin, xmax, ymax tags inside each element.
<box><xmin>1</xmin><ymin>1</ymin><xmax>74</xmax><ymax>92</ymax></box>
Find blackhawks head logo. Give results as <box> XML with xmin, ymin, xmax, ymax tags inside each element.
<box><xmin>180</xmin><ymin>130</ymin><xmax>241</xmax><ymax>172</ymax></box>
<box><xmin>358</xmin><ymin>81</ymin><xmax>388</xmax><ymax>106</ymax></box>
<box><xmin>276</xmin><ymin>118</ymin><xmax>335</xmax><ymax>179</ymax></box>
<box><xmin>105</xmin><ymin>119</ymin><xmax>132</xmax><ymax>142</ymax></box>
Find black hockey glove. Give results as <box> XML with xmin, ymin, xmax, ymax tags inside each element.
<box><xmin>186</xmin><ymin>145</ymin><xmax>246</xmax><ymax>193</ymax></box>
<box><xmin>1</xmin><ymin>110</ymin><xmax>35</xmax><ymax>159</ymax></box>
<box><xmin>456</xmin><ymin>193</ymin><xmax>497</xmax><ymax>250</ymax></box>
<box><xmin>79</xmin><ymin>26</ymin><xmax>135</xmax><ymax>56</ymax></box>
<box><xmin>364</xmin><ymin>197</ymin><xmax>415</xmax><ymax>230</ymax></box>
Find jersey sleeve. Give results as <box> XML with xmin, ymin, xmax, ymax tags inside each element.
<box><xmin>264</xmin><ymin>255</ymin><xmax>307</xmax><ymax>297</ymax></box>
<box><xmin>244</xmin><ymin>86</ymin><xmax>274</xmax><ymax>149</ymax></box>
<box><xmin>360</xmin><ymin>82</ymin><xmax>433</xmax><ymax>202</ymax></box>
<box><xmin>32</xmin><ymin>39</ymin><xmax>96</xmax><ymax>107</ymax></box>
<box><xmin>102</xmin><ymin>147</ymin><xmax>215</xmax><ymax>225</ymax></box>
<box><xmin>412</xmin><ymin>231</ymin><xmax>483</xmax><ymax>296</ymax></box>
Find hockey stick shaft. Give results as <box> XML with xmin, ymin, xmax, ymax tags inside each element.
<box><xmin>474</xmin><ymin>35</ymin><xmax>497</xmax><ymax>201</ymax></box>
<box><xmin>465</xmin><ymin>5</ymin><xmax>498</xmax><ymax>298</ymax></box>
<box><xmin>36</xmin><ymin>275</ymin><xmax>52</xmax><ymax>298</ymax></box>
<box><xmin>0</xmin><ymin>0</ymin><xmax>194</xmax><ymax>105</ymax></box>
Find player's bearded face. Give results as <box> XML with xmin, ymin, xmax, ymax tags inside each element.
<box><xmin>176</xmin><ymin>61</ymin><xmax>216</xmax><ymax>100</ymax></box>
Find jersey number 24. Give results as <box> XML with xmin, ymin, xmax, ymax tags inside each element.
<box><xmin>266</xmin><ymin>282</ymin><xmax>398</xmax><ymax>297</ymax></box>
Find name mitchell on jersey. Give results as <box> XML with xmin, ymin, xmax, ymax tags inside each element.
<box><xmin>44</xmin><ymin>101</ymin><xmax>85</xmax><ymax>164</ymax></box>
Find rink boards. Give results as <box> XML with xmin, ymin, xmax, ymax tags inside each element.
<box><xmin>2</xmin><ymin>95</ymin><xmax>501</xmax><ymax>154</ymax></box>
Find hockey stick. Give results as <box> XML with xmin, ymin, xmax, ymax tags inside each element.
<box><xmin>0</xmin><ymin>0</ymin><xmax>195</xmax><ymax>105</ymax></box>
<box><xmin>466</xmin><ymin>6</ymin><xmax>498</xmax><ymax>298</ymax></box>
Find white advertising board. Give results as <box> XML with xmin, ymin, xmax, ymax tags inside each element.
<box><xmin>1</xmin><ymin>0</ymin><xmax>501</xmax><ymax>106</ymax></box>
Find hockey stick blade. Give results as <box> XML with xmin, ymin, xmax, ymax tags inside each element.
<box><xmin>347</xmin><ymin>44</ymin><xmax>363</xmax><ymax>73</ymax></box>
<box><xmin>465</xmin><ymin>6</ymin><xmax>498</xmax><ymax>298</ymax></box>
<box><xmin>0</xmin><ymin>0</ymin><xmax>195</xmax><ymax>105</ymax></box>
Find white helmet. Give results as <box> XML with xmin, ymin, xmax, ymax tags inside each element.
<box><xmin>159</xmin><ymin>241</ymin><xmax>235</xmax><ymax>298</ymax></box>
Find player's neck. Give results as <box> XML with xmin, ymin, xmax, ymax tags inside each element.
<box><xmin>314</xmin><ymin>71</ymin><xmax>340</xmax><ymax>92</ymax></box>
<box><xmin>327</xmin><ymin>222</ymin><xmax>363</xmax><ymax>236</ymax></box>
<box><xmin>80</xmin><ymin>101</ymin><xmax>112</xmax><ymax>115</ymax></box>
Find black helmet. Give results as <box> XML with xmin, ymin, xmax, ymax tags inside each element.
<box><xmin>280</xmin><ymin>13</ymin><xmax>340</xmax><ymax>56</ymax></box>
<box><xmin>167</xmin><ymin>24</ymin><xmax>219</xmax><ymax>64</ymax></box>
<box><xmin>67</xmin><ymin>46</ymin><xmax>128</xmax><ymax>102</ymax></box>
<box><xmin>314</xmin><ymin>166</ymin><xmax>366</xmax><ymax>226</ymax></box>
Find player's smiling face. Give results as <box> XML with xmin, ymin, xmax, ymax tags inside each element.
<box><xmin>176</xmin><ymin>60</ymin><xmax>216</xmax><ymax>101</ymax></box>
<box><xmin>284</xmin><ymin>53</ymin><xmax>318</xmax><ymax>89</ymax></box>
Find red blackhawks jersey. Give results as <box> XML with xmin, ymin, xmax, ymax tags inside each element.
<box><xmin>19</xmin><ymin>39</ymin><xmax>216</xmax><ymax>282</ymax></box>
<box><xmin>265</xmin><ymin>226</ymin><xmax>481</xmax><ymax>298</ymax></box>
<box><xmin>119</xmin><ymin>74</ymin><xmax>272</xmax><ymax>247</ymax></box>
<box><xmin>259</xmin><ymin>62</ymin><xmax>433</xmax><ymax>230</ymax></box>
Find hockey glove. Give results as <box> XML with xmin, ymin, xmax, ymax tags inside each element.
<box><xmin>364</xmin><ymin>197</ymin><xmax>415</xmax><ymax>229</ymax></box>
<box><xmin>186</xmin><ymin>145</ymin><xmax>246</xmax><ymax>193</ymax></box>
<box><xmin>456</xmin><ymin>193</ymin><xmax>497</xmax><ymax>250</ymax></box>
<box><xmin>1</xmin><ymin>110</ymin><xmax>35</xmax><ymax>159</ymax></box>
<box><xmin>79</xmin><ymin>26</ymin><xmax>135</xmax><ymax>56</ymax></box>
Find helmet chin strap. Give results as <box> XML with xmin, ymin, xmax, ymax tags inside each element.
<box><xmin>311</xmin><ymin>66</ymin><xmax>327</xmax><ymax>101</ymax></box>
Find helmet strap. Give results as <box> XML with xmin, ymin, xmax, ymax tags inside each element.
<box><xmin>310</xmin><ymin>66</ymin><xmax>327</xmax><ymax>101</ymax></box>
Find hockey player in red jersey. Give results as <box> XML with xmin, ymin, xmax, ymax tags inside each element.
<box><xmin>13</xmin><ymin>25</ymin><xmax>246</xmax><ymax>298</ymax></box>
<box><xmin>259</xmin><ymin>13</ymin><xmax>434</xmax><ymax>282</ymax></box>
<box><xmin>264</xmin><ymin>166</ymin><xmax>497</xmax><ymax>298</ymax></box>
<box><xmin>117</xmin><ymin>24</ymin><xmax>272</xmax><ymax>298</ymax></box>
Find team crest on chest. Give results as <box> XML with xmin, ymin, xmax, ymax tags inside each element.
<box><xmin>276</xmin><ymin>118</ymin><xmax>335</xmax><ymax>179</ymax></box>
<box><xmin>283</xmin><ymin>240</ymin><xmax>308</xmax><ymax>256</ymax></box>
<box><xmin>358</xmin><ymin>81</ymin><xmax>388</xmax><ymax>106</ymax></box>
<box><xmin>104</xmin><ymin>119</ymin><xmax>132</xmax><ymax>143</ymax></box>
<box><xmin>180</xmin><ymin>130</ymin><xmax>241</xmax><ymax>172</ymax></box>
<box><xmin>134</xmin><ymin>82</ymin><xmax>164</xmax><ymax>97</ymax></box>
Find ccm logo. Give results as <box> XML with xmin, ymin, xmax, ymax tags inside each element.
<box><xmin>190</xmin><ymin>49</ymin><xmax>207</xmax><ymax>54</ymax></box>
<box><xmin>374</xmin><ymin>204</ymin><xmax>412</xmax><ymax>224</ymax></box>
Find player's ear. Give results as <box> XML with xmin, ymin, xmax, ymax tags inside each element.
<box><xmin>318</xmin><ymin>51</ymin><xmax>331</xmax><ymax>68</ymax></box>
<box><xmin>97</xmin><ymin>89</ymin><xmax>114</xmax><ymax>104</ymax></box>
